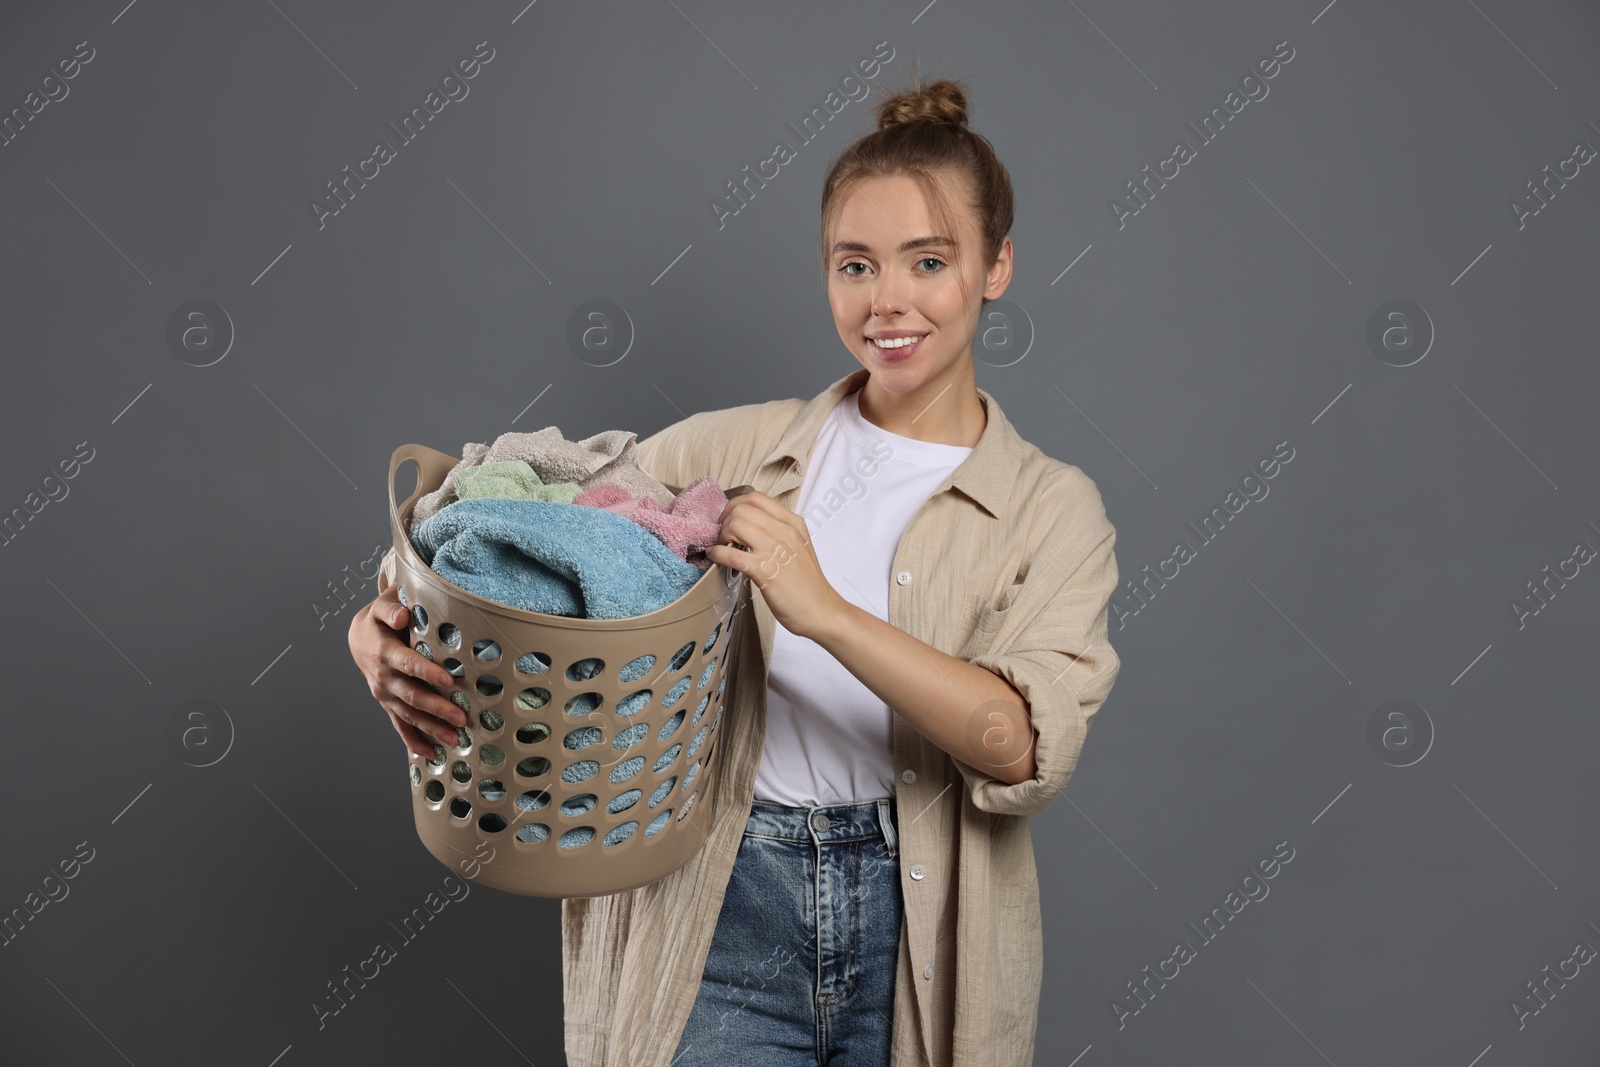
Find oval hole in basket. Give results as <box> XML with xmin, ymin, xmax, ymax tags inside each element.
<box><xmin>609</xmin><ymin>756</ymin><xmax>644</xmax><ymax>783</ymax></box>
<box><xmin>564</xmin><ymin>692</ymin><xmax>602</xmax><ymax>718</ymax></box>
<box><xmin>559</xmin><ymin>826</ymin><xmax>595</xmax><ymax>849</ymax></box>
<box><xmin>613</xmin><ymin>723</ymin><xmax>649</xmax><ymax>751</ymax></box>
<box><xmin>607</xmin><ymin>789</ymin><xmax>641</xmax><ymax>814</ymax></box>
<box><xmin>566</xmin><ymin>657</ymin><xmax>605</xmax><ymax>683</ymax></box>
<box><xmin>563</xmin><ymin>726</ymin><xmax>602</xmax><ymax>751</ymax></box>
<box><xmin>515</xmin><ymin>688</ymin><xmax>551</xmax><ymax>713</ymax></box>
<box><xmin>560</xmin><ymin>793</ymin><xmax>597</xmax><ymax>816</ymax></box>
<box><xmin>618</xmin><ymin>654</ymin><xmax>655</xmax><ymax>684</ymax></box>
<box><xmin>515</xmin><ymin>651</ymin><xmax>551</xmax><ymax>675</ymax></box>
<box><xmin>515</xmin><ymin>756</ymin><xmax>551</xmax><ymax>779</ymax></box>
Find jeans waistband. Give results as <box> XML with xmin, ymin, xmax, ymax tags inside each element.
<box><xmin>745</xmin><ymin>797</ymin><xmax>899</xmax><ymax>857</ymax></box>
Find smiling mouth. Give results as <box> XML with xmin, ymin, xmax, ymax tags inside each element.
<box><xmin>868</xmin><ymin>334</ymin><xmax>926</xmax><ymax>359</ymax></box>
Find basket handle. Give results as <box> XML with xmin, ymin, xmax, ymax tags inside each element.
<box><xmin>389</xmin><ymin>443</ymin><xmax>464</xmax><ymax>544</ymax></box>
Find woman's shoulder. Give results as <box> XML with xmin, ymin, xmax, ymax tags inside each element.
<box><xmin>638</xmin><ymin>395</ymin><xmax>802</xmax><ymax>455</ymax></box>
<box><xmin>997</xmin><ymin>422</ymin><xmax>1114</xmax><ymax>542</ymax></box>
<box><xmin>995</xmin><ymin>410</ymin><xmax>1107</xmax><ymax>505</ymax></box>
<box><xmin>636</xmin><ymin>395</ymin><xmax>807</xmax><ymax>491</ymax></box>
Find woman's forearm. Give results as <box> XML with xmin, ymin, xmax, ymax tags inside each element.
<box><xmin>806</xmin><ymin>597</ymin><xmax>1038</xmax><ymax>785</ymax></box>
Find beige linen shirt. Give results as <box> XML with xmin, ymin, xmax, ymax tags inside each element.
<box><xmin>382</xmin><ymin>368</ymin><xmax>1121</xmax><ymax>1066</ymax></box>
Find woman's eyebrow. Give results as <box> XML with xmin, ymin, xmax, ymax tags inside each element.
<box><xmin>831</xmin><ymin>235</ymin><xmax>955</xmax><ymax>255</ymax></box>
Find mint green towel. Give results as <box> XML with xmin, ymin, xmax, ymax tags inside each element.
<box><xmin>454</xmin><ymin>460</ymin><xmax>582</xmax><ymax>504</ymax></box>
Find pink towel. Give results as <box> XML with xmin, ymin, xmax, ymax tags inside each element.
<box><xmin>574</xmin><ymin>477</ymin><xmax>729</xmax><ymax>570</ymax></box>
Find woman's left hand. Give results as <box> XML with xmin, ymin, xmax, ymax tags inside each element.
<box><xmin>706</xmin><ymin>489</ymin><xmax>846</xmax><ymax>641</ymax></box>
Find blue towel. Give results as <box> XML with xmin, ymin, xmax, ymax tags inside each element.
<box><xmin>408</xmin><ymin>497</ymin><xmax>704</xmax><ymax>620</ymax></box>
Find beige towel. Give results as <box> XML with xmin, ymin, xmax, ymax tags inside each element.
<box><xmin>409</xmin><ymin>427</ymin><xmax>674</xmax><ymax>530</ymax></box>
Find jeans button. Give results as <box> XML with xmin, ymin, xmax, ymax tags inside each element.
<box><xmin>813</xmin><ymin>813</ymin><xmax>831</xmax><ymax>832</ymax></box>
<box><xmin>923</xmin><ymin>963</ymin><xmax>935</xmax><ymax>980</ymax></box>
<box><xmin>909</xmin><ymin>864</ymin><xmax>925</xmax><ymax>880</ymax></box>
<box><xmin>901</xmin><ymin>769</ymin><xmax>916</xmax><ymax>784</ymax></box>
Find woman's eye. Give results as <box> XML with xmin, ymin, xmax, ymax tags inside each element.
<box><xmin>836</xmin><ymin>258</ymin><xmax>943</xmax><ymax>277</ymax></box>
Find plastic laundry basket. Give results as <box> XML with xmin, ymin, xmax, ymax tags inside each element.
<box><xmin>388</xmin><ymin>443</ymin><xmax>742</xmax><ymax>898</ymax></box>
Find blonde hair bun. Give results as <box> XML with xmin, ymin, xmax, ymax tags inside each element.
<box><xmin>874</xmin><ymin>79</ymin><xmax>970</xmax><ymax>131</ymax></box>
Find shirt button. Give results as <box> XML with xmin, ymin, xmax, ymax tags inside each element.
<box><xmin>813</xmin><ymin>814</ymin><xmax>831</xmax><ymax>832</ymax></box>
<box><xmin>923</xmin><ymin>963</ymin><xmax>935</xmax><ymax>980</ymax></box>
<box><xmin>901</xmin><ymin>769</ymin><xmax>916</xmax><ymax>784</ymax></box>
<box><xmin>896</xmin><ymin>570</ymin><xmax>912</xmax><ymax>585</ymax></box>
<box><xmin>909</xmin><ymin>864</ymin><xmax>925</xmax><ymax>881</ymax></box>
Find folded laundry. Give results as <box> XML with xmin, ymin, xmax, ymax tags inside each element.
<box><xmin>410</xmin><ymin>428</ymin><xmax>673</xmax><ymax>530</ymax></box>
<box><xmin>573</xmin><ymin>477</ymin><xmax>729</xmax><ymax>570</ymax></box>
<box><xmin>408</xmin><ymin>496</ymin><xmax>704</xmax><ymax>620</ymax></box>
<box><xmin>454</xmin><ymin>460</ymin><xmax>582</xmax><ymax>505</ymax></box>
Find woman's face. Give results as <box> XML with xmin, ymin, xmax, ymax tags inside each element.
<box><xmin>825</xmin><ymin>170</ymin><xmax>1012</xmax><ymax>395</ymax></box>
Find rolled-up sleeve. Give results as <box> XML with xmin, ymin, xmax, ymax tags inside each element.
<box><xmin>952</xmin><ymin>480</ymin><xmax>1121</xmax><ymax>818</ymax></box>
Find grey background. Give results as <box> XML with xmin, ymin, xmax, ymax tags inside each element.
<box><xmin>2</xmin><ymin>0</ymin><xmax>1598</xmax><ymax>1064</ymax></box>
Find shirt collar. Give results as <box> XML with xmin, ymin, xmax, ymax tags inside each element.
<box><xmin>758</xmin><ymin>367</ymin><xmax>1022</xmax><ymax>520</ymax></box>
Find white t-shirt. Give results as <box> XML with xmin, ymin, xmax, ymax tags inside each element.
<box><xmin>752</xmin><ymin>388</ymin><xmax>974</xmax><ymax>807</ymax></box>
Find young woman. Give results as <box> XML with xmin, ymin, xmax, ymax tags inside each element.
<box><xmin>350</xmin><ymin>75</ymin><xmax>1122</xmax><ymax>1067</ymax></box>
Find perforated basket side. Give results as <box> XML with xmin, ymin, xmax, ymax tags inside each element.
<box><xmin>388</xmin><ymin>443</ymin><xmax>743</xmax><ymax>897</ymax></box>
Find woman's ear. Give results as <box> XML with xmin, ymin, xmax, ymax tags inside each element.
<box><xmin>983</xmin><ymin>235</ymin><xmax>1014</xmax><ymax>301</ymax></box>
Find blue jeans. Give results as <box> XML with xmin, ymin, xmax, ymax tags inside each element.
<box><xmin>671</xmin><ymin>796</ymin><xmax>903</xmax><ymax>1067</ymax></box>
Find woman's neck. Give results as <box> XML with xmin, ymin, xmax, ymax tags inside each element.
<box><xmin>854</xmin><ymin>360</ymin><xmax>986</xmax><ymax>447</ymax></box>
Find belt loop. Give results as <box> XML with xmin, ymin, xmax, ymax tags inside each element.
<box><xmin>877</xmin><ymin>798</ymin><xmax>898</xmax><ymax>858</ymax></box>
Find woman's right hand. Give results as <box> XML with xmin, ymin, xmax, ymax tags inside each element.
<box><xmin>349</xmin><ymin>588</ymin><xmax>465</xmax><ymax>760</ymax></box>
